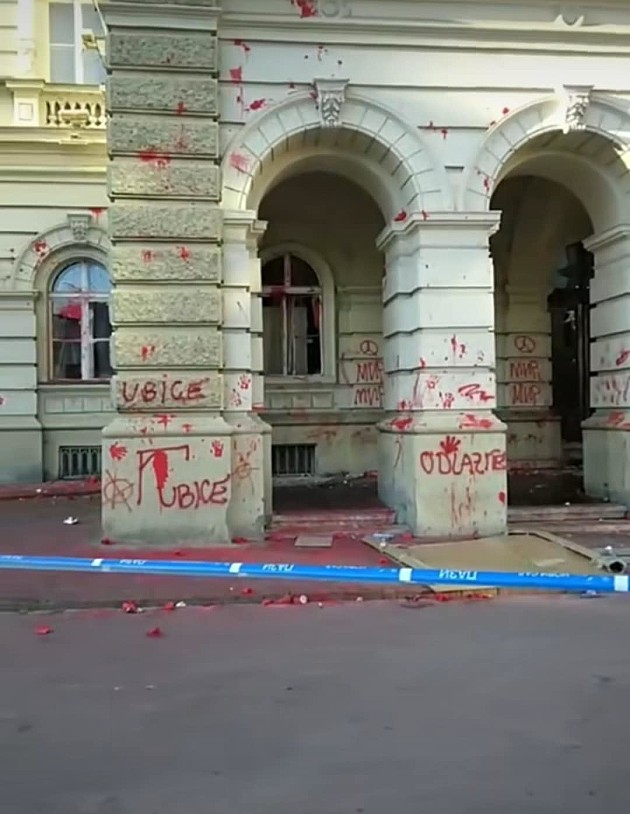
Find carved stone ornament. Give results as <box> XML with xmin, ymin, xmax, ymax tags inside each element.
<box><xmin>67</xmin><ymin>213</ymin><xmax>91</xmax><ymax>241</ymax></box>
<box><xmin>562</xmin><ymin>85</ymin><xmax>593</xmax><ymax>134</ymax></box>
<box><xmin>314</xmin><ymin>79</ymin><xmax>349</xmax><ymax>128</ymax></box>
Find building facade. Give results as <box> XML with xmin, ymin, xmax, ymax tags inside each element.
<box><xmin>1</xmin><ymin>0</ymin><xmax>630</xmax><ymax>543</ymax></box>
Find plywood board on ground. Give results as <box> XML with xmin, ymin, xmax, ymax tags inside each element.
<box><xmin>364</xmin><ymin>531</ymin><xmax>600</xmax><ymax>593</ymax></box>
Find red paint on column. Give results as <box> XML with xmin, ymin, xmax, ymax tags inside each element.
<box><xmin>247</xmin><ymin>98</ymin><xmax>267</xmax><ymax>112</ymax></box>
<box><xmin>498</xmin><ymin>490</ymin><xmax>506</xmax><ymax>505</ymax></box>
<box><xmin>394</xmin><ymin>210</ymin><xmax>408</xmax><ymax>223</ymax></box>
<box><xmin>291</xmin><ymin>0</ymin><xmax>318</xmax><ymax>17</ymax></box>
<box><xmin>109</xmin><ymin>442</ymin><xmax>127</xmax><ymax>462</ymax></box>
<box><xmin>229</xmin><ymin>67</ymin><xmax>243</xmax><ymax>83</ymax></box>
<box><xmin>151</xmin><ymin>450</ymin><xmax>169</xmax><ymax>491</ymax></box>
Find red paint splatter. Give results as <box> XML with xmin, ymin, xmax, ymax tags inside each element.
<box><xmin>229</xmin><ymin>67</ymin><xmax>243</xmax><ymax>83</ymax></box>
<box><xmin>394</xmin><ymin>210</ymin><xmax>408</xmax><ymax>223</ymax></box>
<box><xmin>142</xmin><ymin>250</ymin><xmax>155</xmax><ymax>263</ymax></box>
<box><xmin>288</xmin><ymin>82</ymin><xmax>296</xmax><ymax>89</ymax></box>
<box><xmin>459</xmin><ymin>413</ymin><xmax>493</xmax><ymax>430</ymax></box>
<box><xmin>176</xmin><ymin>101</ymin><xmax>186</xmax><ymax>115</ymax></box>
<box><xmin>441</xmin><ymin>128</ymin><xmax>448</xmax><ymax>139</ymax></box>
<box><xmin>421</xmin><ymin>210</ymin><xmax>430</xmax><ymax>221</ymax></box>
<box><xmin>146</xmin><ymin>627</ymin><xmax>164</xmax><ymax>638</ymax></box>
<box><xmin>89</xmin><ymin>207</ymin><xmax>105</xmax><ymax>217</ymax></box>
<box><xmin>101</xmin><ymin>537</ymin><xmax>114</xmax><ymax>546</ymax></box>
<box><xmin>392</xmin><ymin>417</ymin><xmax>413</xmax><ymax>431</ymax></box>
<box><xmin>0</xmin><ymin>396</ymin><xmax>5</xmax><ymax>407</ymax></box>
<box><xmin>291</xmin><ymin>0</ymin><xmax>318</xmax><ymax>17</ymax></box>
<box><xmin>616</xmin><ymin>350</ymin><xmax>630</xmax><ymax>366</ymax></box>
<box><xmin>141</xmin><ymin>345</ymin><xmax>156</xmax><ymax>361</ymax></box>
<box><xmin>229</xmin><ymin>152</ymin><xmax>250</xmax><ymax>173</ymax></box>
<box><xmin>233</xmin><ymin>537</ymin><xmax>249</xmax><ymax>545</ymax></box>
<box><xmin>317</xmin><ymin>45</ymin><xmax>328</xmax><ymax>61</ymax></box>
<box><xmin>151</xmin><ymin>450</ymin><xmax>169</xmax><ymax>491</ymax></box>
<box><xmin>211</xmin><ymin>440</ymin><xmax>224</xmax><ymax>458</ymax></box>
<box><xmin>502</xmin><ymin>107</ymin><xmax>510</xmax><ymax>115</ymax></box>
<box><xmin>122</xmin><ymin>600</ymin><xmax>138</xmax><ymax>614</ymax></box>
<box><xmin>139</xmin><ymin>149</ymin><xmax>171</xmax><ymax>168</ymax></box>
<box><xmin>233</xmin><ymin>39</ymin><xmax>251</xmax><ymax>54</ymax></box>
<box><xmin>109</xmin><ymin>442</ymin><xmax>127</xmax><ymax>462</ymax></box>
<box><xmin>163</xmin><ymin>601</ymin><xmax>176</xmax><ymax>611</ymax></box>
<box><xmin>498</xmin><ymin>490</ymin><xmax>506</xmax><ymax>505</ymax></box>
<box><xmin>241</xmin><ymin>587</ymin><xmax>254</xmax><ymax>596</ymax></box>
<box><xmin>247</xmin><ymin>98</ymin><xmax>267</xmax><ymax>112</ymax></box>
<box><xmin>178</xmin><ymin>246</ymin><xmax>191</xmax><ymax>261</ymax></box>
<box><xmin>33</xmin><ymin>239</ymin><xmax>48</xmax><ymax>256</ymax></box>
<box><xmin>182</xmin><ymin>423</ymin><xmax>193</xmax><ymax>434</ymax></box>
<box><xmin>35</xmin><ymin>625</ymin><xmax>54</xmax><ymax>636</ymax></box>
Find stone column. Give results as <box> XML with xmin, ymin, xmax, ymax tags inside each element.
<box><xmin>583</xmin><ymin>226</ymin><xmax>630</xmax><ymax>505</ymax></box>
<box><xmin>222</xmin><ymin>212</ymin><xmax>271</xmax><ymax>538</ymax></box>
<box><xmin>377</xmin><ymin>213</ymin><xmax>507</xmax><ymax>538</ymax></box>
<box><xmin>101</xmin><ymin>0</ymin><xmax>232</xmax><ymax>545</ymax></box>
<box><xmin>497</xmin><ymin>286</ymin><xmax>561</xmax><ymax>468</ymax></box>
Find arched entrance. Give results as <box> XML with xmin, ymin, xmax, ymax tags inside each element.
<box><xmin>221</xmin><ymin>89</ymin><xmax>455</xmax><ymax>522</ymax></box>
<box><xmin>464</xmin><ymin>92</ymin><xmax>630</xmax><ymax>507</ymax></box>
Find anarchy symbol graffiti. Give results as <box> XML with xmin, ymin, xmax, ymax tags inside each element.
<box><xmin>102</xmin><ymin>469</ymin><xmax>134</xmax><ymax>512</ymax></box>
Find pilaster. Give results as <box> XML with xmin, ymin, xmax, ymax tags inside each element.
<box><xmin>101</xmin><ymin>0</ymin><xmax>230</xmax><ymax>545</ymax></box>
<box><xmin>376</xmin><ymin>212</ymin><xmax>507</xmax><ymax>538</ymax></box>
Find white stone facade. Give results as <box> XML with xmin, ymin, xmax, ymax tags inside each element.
<box><xmin>2</xmin><ymin>0</ymin><xmax>630</xmax><ymax>540</ymax></box>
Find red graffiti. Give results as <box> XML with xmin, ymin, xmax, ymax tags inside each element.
<box><xmin>441</xmin><ymin>392</ymin><xmax>455</xmax><ymax>409</ymax></box>
<box><xmin>155</xmin><ymin>414</ymin><xmax>175</xmax><ymax>428</ymax></box>
<box><xmin>182</xmin><ymin>423</ymin><xmax>193</xmax><ymax>434</ymax></box>
<box><xmin>102</xmin><ymin>470</ymin><xmax>133</xmax><ymax>511</ymax></box>
<box><xmin>139</xmin><ymin>148</ymin><xmax>171</xmax><ymax>168</ymax></box>
<box><xmin>420</xmin><ymin>436</ymin><xmax>506</xmax><ymax>477</ymax></box>
<box><xmin>355</xmin><ymin>359</ymin><xmax>384</xmax><ymax>384</ymax></box>
<box><xmin>229</xmin><ymin>152</ymin><xmax>250</xmax><ymax>173</ymax></box>
<box><xmin>233</xmin><ymin>440</ymin><xmax>259</xmax><ymax>484</ymax></box>
<box><xmin>394</xmin><ymin>210</ymin><xmax>408</xmax><ymax>223</ymax></box>
<box><xmin>109</xmin><ymin>442</ymin><xmax>127</xmax><ymax>462</ymax></box>
<box><xmin>458</xmin><ymin>384</ymin><xmax>493</xmax><ymax>404</ymax></box>
<box><xmin>509</xmin><ymin>360</ymin><xmax>541</xmax><ymax>380</ymax></box>
<box><xmin>238</xmin><ymin>374</ymin><xmax>251</xmax><ymax>390</ymax></box>
<box><xmin>178</xmin><ymin>246</ymin><xmax>191</xmax><ymax>261</ymax></box>
<box><xmin>137</xmin><ymin>446</ymin><xmax>229</xmax><ymax>510</ymax></box>
<box><xmin>33</xmin><ymin>239</ymin><xmax>48</xmax><ymax>256</ymax></box>
<box><xmin>142</xmin><ymin>250</ymin><xmax>155</xmax><ymax>263</ymax></box>
<box><xmin>392</xmin><ymin>417</ymin><xmax>413</xmax><ymax>431</ymax></box>
<box><xmin>510</xmin><ymin>383</ymin><xmax>543</xmax><ymax>406</ymax></box>
<box><xmin>211</xmin><ymin>440</ymin><xmax>224</xmax><ymax>458</ymax></box>
<box><xmin>229</xmin><ymin>67</ymin><xmax>243</xmax><ymax>83</ymax></box>
<box><xmin>498</xmin><ymin>490</ymin><xmax>506</xmax><ymax>505</ymax></box>
<box><xmin>291</xmin><ymin>0</ymin><xmax>318</xmax><ymax>17</ymax></box>
<box><xmin>354</xmin><ymin>386</ymin><xmax>383</xmax><ymax>408</ymax></box>
<box><xmin>616</xmin><ymin>349</ymin><xmax>630</xmax><ymax>367</ymax></box>
<box><xmin>234</xmin><ymin>39</ymin><xmax>251</xmax><ymax>54</ymax></box>
<box><xmin>460</xmin><ymin>414</ymin><xmax>493</xmax><ymax>430</ymax></box>
<box><xmin>514</xmin><ymin>335</ymin><xmax>536</xmax><ymax>354</ymax></box>
<box><xmin>358</xmin><ymin>339</ymin><xmax>379</xmax><ymax>357</ymax></box>
<box><xmin>121</xmin><ymin>377</ymin><xmax>210</xmax><ymax>408</ymax></box>
<box><xmin>141</xmin><ymin>345</ymin><xmax>156</xmax><ymax>361</ymax></box>
<box><xmin>247</xmin><ymin>98</ymin><xmax>267</xmax><ymax>111</ymax></box>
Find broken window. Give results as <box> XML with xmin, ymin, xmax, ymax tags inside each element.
<box><xmin>50</xmin><ymin>260</ymin><xmax>112</xmax><ymax>381</ymax></box>
<box><xmin>262</xmin><ymin>253</ymin><xmax>323</xmax><ymax>376</ymax></box>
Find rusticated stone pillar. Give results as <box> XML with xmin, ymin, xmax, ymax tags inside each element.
<box><xmin>377</xmin><ymin>213</ymin><xmax>507</xmax><ymax>538</ymax></box>
<box><xmin>101</xmin><ymin>0</ymin><xmax>232</xmax><ymax>545</ymax></box>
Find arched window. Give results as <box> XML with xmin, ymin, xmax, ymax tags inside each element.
<box><xmin>262</xmin><ymin>253</ymin><xmax>323</xmax><ymax>376</ymax></box>
<box><xmin>49</xmin><ymin>260</ymin><xmax>112</xmax><ymax>381</ymax></box>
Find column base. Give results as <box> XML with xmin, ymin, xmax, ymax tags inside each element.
<box><xmin>102</xmin><ymin>414</ymin><xmax>233</xmax><ymax>546</ymax></box>
<box><xmin>583</xmin><ymin>410</ymin><xmax>630</xmax><ymax>505</ymax></box>
<box><xmin>378</xmin><ymin>412</ymin><xmax>508</xmax><ymax>538</ymax></box>
<box><xmin>0</xmin><ymin>417</ymin><xmax>43</xmax><ymax>483</ymax></box>
<box><xmin>225</xmin><ymin>413</ymin><xmax>269</xmax><ymax>540</ymax></box>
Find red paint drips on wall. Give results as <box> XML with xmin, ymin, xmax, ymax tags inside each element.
<box><xmin>247</xmin><ymin>98</ymin><xmax>267</xmax><ymax>111</ymax></box>
<box><xmin>178</xmin><ymin>246</ymin><xmax>191</xmax><ymax>261</ymax></box>
<box><xmin>229</xmin><ymin>67</ymin><xmax>243</xmax><ymax>83</ymax></box>
<box><xmin>233</xmin><ymin>39</ymin><xmax>251</xmax><ymax>54</ymax></box>
<box><xmin>291</xmin><ymin>0</ymin><xmax>318</xmax><ymax>17</ymax></box>
<box><xmin>139</xmin><ymin>149</ymin><xmax>171</xmax><ymax>168</ymax></box>
<box><xmin>176</xmin><ymin>101</ymin><xmax>186</xmax><ymax>115</ymax></box>
<box><xmin>394</xmin><ymin>210</ymin><xmax>408</xmax><ymax>223</ymax></box>
<box><xmin>229</xmin><ymin>152</ymin><xmax>250</xmax><ymax>173</ymax></box>
<box><xmin>498</xmin><ymin>490</ymin><xmax>506</xmax><ymax>505</ymax></box>
<box><xmin>616</xmin><ymin>349</ymin><xmax>630</xmax><ymax>366</ymax></box>
<box><xmin>151</xmin><ymin>450</ymin><xmax>169</xmax><ymax>491</ymax></box>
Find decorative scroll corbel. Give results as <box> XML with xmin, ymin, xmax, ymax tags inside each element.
<box><xmin>313</xmin><ymin>78</ymin><xmax>349</xmax><ymax>128</ymax></box>
<box><xmin>561</xmin><ymin>85</ymin><xmax>593</xmax><ymax>134</ymax></box>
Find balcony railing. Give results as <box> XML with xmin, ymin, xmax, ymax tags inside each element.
<box><xmin>4</xmin><ymin>80</ymin><xmax>106</xmax><ymax>130</ymax></box>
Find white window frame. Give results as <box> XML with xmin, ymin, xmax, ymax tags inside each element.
<box><xmin>49</xmin><ymin>0</ymin><xmax>106</xmax><ymax>85</ymax></box>
<box><xmin>260</xmin><ymin>244</ymin><xmax>336</xmax><ymax>382</ymax></box>
<box><xmin>49</xmin><ymin>260</ymin><xmax>112</xmax><ymax>382</ymax></box>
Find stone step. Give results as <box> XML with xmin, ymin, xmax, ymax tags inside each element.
<box><xmin>272</xmin><ymin>507</ymin><xmax>397</xmax><ymax>533</ymax></box>
<box><xmin>508</xmin><ymin>503</ymin><xmax>627</xmax><ymax>522</ymax></box>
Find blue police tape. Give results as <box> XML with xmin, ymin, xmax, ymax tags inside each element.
<box><xmin>0</xmin><ymin>554</ymin><xmax>628</xmax><ymax>593</ymax></box>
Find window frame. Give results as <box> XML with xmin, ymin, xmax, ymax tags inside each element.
<box><xmin>260</xmin><ymin>244</ymin><xmax>336</xmax><ymax>383</ymax></box>
<box><xmin>49</xmin><ymin>0</ymin><xmax>106</xmax><ymax>85</ymax></box>
<box><xmin>48</xmin><ymin>259</ymin><xmax>112</xmax><ymax>384</ymax></box>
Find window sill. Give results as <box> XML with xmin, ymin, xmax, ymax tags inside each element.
<box><xmin>266</xmin><ymin>376</ymin><xmax>336</xmax><ymax>387</ymax></box>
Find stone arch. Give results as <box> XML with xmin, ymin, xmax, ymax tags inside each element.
<box><xmin>222</xmin><ymin>90</ymin><xmax>453</xmax><ymax>220</ymax></box>
<box><xmin>461</xmin><ymin>93</ymin><xmax>630</xmax><ymax>230</ymax></box>
<box><xmin>259</xmin><ymin>241</ymin><xmax>336</xmax><ymax>379</ymax></box>
<box><xmin>12</xmin><ymin>213</ymin><xmax>110</xmax><ymax>292</ymax></box>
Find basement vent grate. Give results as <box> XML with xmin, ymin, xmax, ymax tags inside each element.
<box><xmin>58</xmin><ymin>445</ymin><xmax>102</xmax><ymax>480</ymax></box>
<box><xmin>272</xmin><ymin>444</ymin><xmax>316</xmax><ymax>477</ymax></box>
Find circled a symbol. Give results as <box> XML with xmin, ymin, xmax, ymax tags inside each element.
<box><xmin>359</xmin><ymin>339</ymin><xmax>379</xmax><ymax>357</ymax></box>
<box><xmin>514</xmin><ymin>335</ymin><xmax>536</xmax><ymax>354</ymax></box>
<box><xmin>102</xmin><ymin>470</ymin><xmax>134</xmax><ymax>511</ymax></box>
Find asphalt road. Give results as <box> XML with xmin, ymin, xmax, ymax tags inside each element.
<box><xmin>1</xmin><ymin>596</ymin><xmax>629</xmax><ymax>814</ymax></box>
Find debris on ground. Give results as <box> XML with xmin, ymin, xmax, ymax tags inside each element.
<box><xmin>63</xmin><ymin>516</ymin><xmax>79</xmax><ymax>525</ymax></box>
<box><xmin>35</xmin><ymin>625</ymin><xmax>54</xmax><ymax>636</ymax></box>
<box><xmin>145</xmin><ymin>626</ymin><xmax>164</xmax><ymax>638</ymax></box>
<box><xmin>122</xmin><ymin>600</ymin><xmax>139</xmax><ymax>614</ymax></box>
